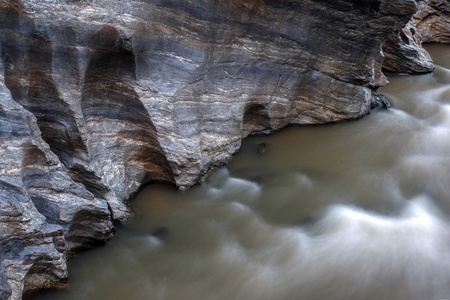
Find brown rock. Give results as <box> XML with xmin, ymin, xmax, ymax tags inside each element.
<box><xmin>382</xmin><ymin>23</ymin><xmax>435</xmax><ymax>74</ymax></box>
<box><xmin>413</xmin><ymin>0</ymin><xmax>450</xmax><ymax>44</ymax></box>
<box><xmin>382</xmin><ymin>0</ymin><xmax>450</xmax><ymax>74</ymax></box>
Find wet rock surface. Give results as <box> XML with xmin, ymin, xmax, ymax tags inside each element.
<box><xmin>0</xmin><ymin>0</ymin><xmax>447</xmax><ymax>298</ymax></box>
<box><xmin>414</xmin><ymin>0</ymin><xmax>450</xmax><ymax>44</ymax></box>
<box><xmin>0</xmin><ymin>76</ymin><xmax>114</xmax><ymax>299</ymax></box>
<box><xmin>382</xmin><ymin>22</ymin><xmax>435</xmax><ymax>74</ymax></box>
<box><xmin>382</xmin><ymin>0</ymin><xmax>450</xmax><ymax>74</ymax></box>
<box><xmin>0</xmin><ymin>0</ymin><xmax>418</xmax><ymax>189</ymax></box>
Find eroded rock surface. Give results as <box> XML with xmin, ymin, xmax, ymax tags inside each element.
<box><xmin>0</xmin><ymin>72</ymin><xmax>115</xmax><ymax>299</ymax></box>
<box><xmin>382</xmin><ymin>22</ymin><xmax>435</xmax><ymax>74</ymax></box>
<box><xmin>382</xmin><ymin>0</ymin><xmax>450</xmax><ymax>74</ymax></box>
<box><xmin>414</xmin><ymin>0</ymin><xmax>450</xmax><ymax>44</ymax></box>
<box><xmin>0</xmin><ymin>0</ymin><xmax>436</xmax><ymax>298</ymax></box>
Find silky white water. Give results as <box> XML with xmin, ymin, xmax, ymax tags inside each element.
<box><xmin>32</xmin><ymin>44</ymin><xmax>450</xmax><ymax>300</ymax></box>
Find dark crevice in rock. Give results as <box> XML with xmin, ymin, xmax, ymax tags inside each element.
<box><xmin>68</xmin><ymin>164</ymin><xmax>111</xmax><ymax>200</ymax></box>
<box><xmin>129</xmin><ymin>180</ymin><xmax>178</xmax><ymax>204</ymax></box>
<box><xmin>66</xmin><ymin>209</ymin><xmax>115</xmax><ymax>257</ymax></box>
<box><xmin>243</xmin><ymin>104</ymin><xmax>272</xmax><ymax>135</ymax></box>
<box><xmin>399</xmin><ymin>31</ymin><xmax>410</xmax><ymax>44</ymax></box>
<box><xmin>82</xmin><ymin>25</ymin><xmax>175</xmax><ymax>199</ymax></box>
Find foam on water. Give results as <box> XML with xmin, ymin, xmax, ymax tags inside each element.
<box><xmin>130</xmin><ymin>195</ymin><xmax>450</xmax><ymax>300</ymax></box>
<box><xmin>199</xmin><ymin>168</ymin><xmax>262</xmax><ymax>204</ymax></box>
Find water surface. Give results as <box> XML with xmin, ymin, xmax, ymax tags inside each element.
<box><xmin>33</xmin><ymin>44</ymin><xmax>450</xmax><ymax>300</ymax></box>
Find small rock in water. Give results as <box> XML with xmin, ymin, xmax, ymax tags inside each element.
<box><xmin>258</xmin><ymin>143</ymin><xmax>269</xmax><ymax>155</ymax></box>
<box><xmin>371</xmin><ymin>92</ymin><xmax>391</xmax><ymax>109</ymax></box>
<box><xmin>152</xmin><ymin>227</ymin><xmax>169</xmax><ymax>241</ymax></box>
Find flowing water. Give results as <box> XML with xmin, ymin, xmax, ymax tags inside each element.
<box><xmin>32</xmin><ymin>44</ymin><xmax>450</xmax><ymax>300</ymax></box>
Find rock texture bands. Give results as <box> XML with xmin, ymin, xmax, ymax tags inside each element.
<box><xmin>0</xmin><ymin>0</ymin><xmax>447</xmax><ymax>298</ymax></box>
<box><xmin>382</xmin><ymin>0</ymin><xmax>450</xmax><ymax>74</ymax></box>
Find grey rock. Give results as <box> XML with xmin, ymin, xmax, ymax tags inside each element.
<box><xmin>0</xmin><ymin>0</ymin><xmax>417</xmax><ymax>190</ymax></box>
<box><xmin>0</xmin><ymin>264</ymin><xmax>11</xmax><ymax>300</ymax></box>
<box><xmin>382</xmin><ymin>0</ymin><xmax>450</xmax><ymax>74</ymax></box>
<box><xmin>1</xmin><ymin>0</ymin><xmax>443</xmax><ymax>298</ymax></box>
<box><xmin>382</xmin><ymin>23</ymin><xmax>435</xmax><ymax>74</ymax></box>
<box><xmin>0</xmin><ymin>58</ymin><xmax>114</xmax><ymax>299</ymax></box>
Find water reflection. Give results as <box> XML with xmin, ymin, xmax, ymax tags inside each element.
<box><xmin>32</xmin><ymin>44</ymin><xmax>450</xmax><ymax>300</ymax></box>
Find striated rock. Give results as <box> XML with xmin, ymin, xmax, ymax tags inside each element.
<box><xmin>0</xmin><ymin>0</ymin><xmax>424</xmax><ymax>298</ymax></box>
<box><xmin>0</xmin><ymin>73</ymin><xmax>115</xmax><ymax>299</ymax></box>
<box><xmin>382</xmin><ymin>22</ymin><xmax>435</xmax><ymax>74</ymax></box>
<box><xmin>413</xmin><ymin>0</ymin><xmax>450</xmax><ymax>44</ymax></box>
<box><xmin>0</xmin><ymin>269</ymin><xmax>11</xmax><ymax>300</ymax></box>
<box><xmin>382</xmin><ymin>0</ymin><xmax>450</xmax><ymax>74</ymax></box>
<box><xmin>0</xmin><ymin>0</ymin><xmax>176</xmax><ymax>223</ymax></box>
<box><xmin>0</xmin><ymin>0</ymin><xmax>417</xmax><ymax>189</ymax></box>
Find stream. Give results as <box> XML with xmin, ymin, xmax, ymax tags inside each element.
<box><xmin>32</xmin><ymin>44</ymin><xmax>450</xmax><ymax>300</ymax></box>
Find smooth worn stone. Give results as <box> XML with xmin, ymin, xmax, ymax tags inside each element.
<box><xmin>0</xmin><ymin>0</ymin><xmax>417</xmax><ymax>191</ymax></box>
<box><xmin>0</xmin><ymin>61</ymin><xmax>114</xmax><ymax>299</ymax></box>
<box><xmin>382</xmin><ymin>0</ymin><xmax>450</xmax><ymax>74</ymax></box>
<box><xmin>382</xmin><ymin>23</ymin><xmax>435</xmax><ymax>74</ymax></box>
<box><xmin>0</xmin><ymin>0</ymin><xmax>447</xmax><ymax>298</ymax></box>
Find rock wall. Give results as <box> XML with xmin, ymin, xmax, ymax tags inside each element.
<box><xmin>383</xmin><ymin>0</ymin><xmax>450</xmax><ymax>73</ymax></box>
<box><xmin>0</xmin><ymin>0</ymin><xmax>442</xmax><ymax>298</ymax></box>
<box><xmin>0</xmin><ymin>65</ymin><xmax>114</xmax><ymax>298</ymax></box>
<box><xmin>414</xmin><ymin>0</ymin><xmax>450</xmax><ymax>44</ymax></box>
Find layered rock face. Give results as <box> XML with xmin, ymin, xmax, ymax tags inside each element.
<box><xmin>414</xmin><ymin>0</ymin><xmax>450</xmax><ymax>44</ymax></box>
<box><xmin>383</xmin><ymin>0</ymin><xmax>450</xmax><ymax>73</ymax></box>
<box><xmin>0</xmin><ymin>69</ymin><xmax>115</xmax><ymax>298</ymax></box>
<box><xmin>0</xmin><ymin>0</ymin><xmax>434</xmax><ymax>298</ymax></box>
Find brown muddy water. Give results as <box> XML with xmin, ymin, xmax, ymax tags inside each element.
<box><xmin>32</xmin><ymin>44</ymin><xmax>450</xmax><ymax>300</ymax></box>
